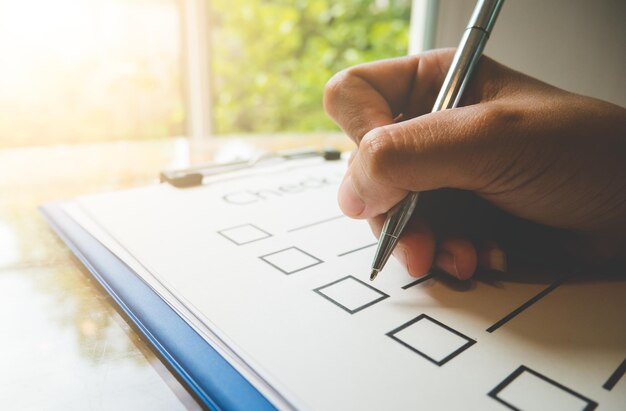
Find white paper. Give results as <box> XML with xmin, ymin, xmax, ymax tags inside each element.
<box><xmin>62</xmin><ymin>157</ymin><xmax>626</xmax><ymax>410</ymax></box>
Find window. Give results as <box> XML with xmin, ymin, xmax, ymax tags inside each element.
<box><xmin>0</xmin><ymin>0</ymin><xmax>185</xmax><ymax>147</ymax></box>
<box><xmin>0</xmin><ymin>0</ymin><xmax>412</xmax><ymax>148</ymax></box>
<box><xmin>209</xmin><ymin>0</ymin><xmax>412</xmax><ymax>134</ymax></box>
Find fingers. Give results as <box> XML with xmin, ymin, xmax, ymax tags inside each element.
<box><xmin>367</xmin><ymin>216</ymin><xmax>436</xmax><ymax>277</ymax></box>
<box><xmin>337</xmin><ymin>160</ymin><xmax>406</xmax><ymax>218</ymax></box>
<box><xmin>324</xmin><ymin>50</ymin><xmax>453</xmax><ymax>144</ymax></box>
<box><xmin>434</xmin><ymin>240</ymin><xmax>507</xmax><ymax>279</ymax></box>
<box><xmin>339</xmin><ymin>102</ymin><xmax>520</xmax><ymax>219</ymax></box>
<box><xmin>368</xmin><ymin>212</ymin><xmax>511</xmax><ymax>280</ymax></box>
<box><xmin>477</xmin><ymin>241</ymin><xmax>508</xmax><ymax>273</ymax></box>
<box><xmin>431</xmin><ymin>238</ymin><xmax>476</xmax><ymax>280</ymax></box>
<box><xmin>368</xmin><ymin>215</ymin><xmax>480</xmax><ymax>280</ymax></box>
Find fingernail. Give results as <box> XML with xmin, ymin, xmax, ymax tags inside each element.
<box><xmin>338</xmin><ymin>175</ymin><xmax>365</xmax><ymax>216</ymax></box>
<box><xmin>486</xmin><ymin>246</ymin><xmax>508</xmax><ymax>272</ymax></box>
<box><xmin>435</xmin><ymin>251</ymin><xmax>460</xmax><ymax>278</ymax></box>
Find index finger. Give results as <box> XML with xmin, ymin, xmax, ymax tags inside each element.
<box><xmin>323</xmin><ymin>50</ymin><xmax>452</xmax><ymax>144</ymax></box>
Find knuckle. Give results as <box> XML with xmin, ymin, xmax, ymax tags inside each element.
<box><xmin>476</xmin><ymin>103</ymin><xmax>521</xmax><ymax>133</ymax></box>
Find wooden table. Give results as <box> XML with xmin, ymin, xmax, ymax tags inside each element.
<box><xmin>0</xmin><ymin>134</ymin><xmax>349</xmax><ymax>409</ymax></box>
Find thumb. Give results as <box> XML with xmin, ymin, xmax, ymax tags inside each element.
<box><xmin>338</xmin><ymin>103</ymin><xmax>516</xmax><ymax>219</ymax></box>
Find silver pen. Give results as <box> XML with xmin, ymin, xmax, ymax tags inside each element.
<box><xmin>370</xmin><ymin>0</ymin><xmax>504</xmax><ymax>280</ymax></box>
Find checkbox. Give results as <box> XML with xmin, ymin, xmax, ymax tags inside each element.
<box><xmin>259</xmin><ymin>247</ymin><xmax>322</xmax><ymax>275</ymax></box>
<box><xmin>488</xmin><ymin>365</ymin><xmax>597</xmax><ymax>411</ymax></box>
<box><xmin>314</xmin><ymin>276</ymin><xmax>389</xmax><ymax>314</ymax></box>
<box><xmin>218</xmin><ymin>224</ymin><xmax>272</xmax><ymax>245</ymax></box>
<box><xmin>387</xmin><ymin>314</ymin><xmax>475</xmax><ymax>366</ymax></box>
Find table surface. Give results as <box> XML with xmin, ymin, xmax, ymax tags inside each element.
<box><xmin>0</xmin><ymin>134</ymin><xmax>350</xmax><ymax>410</ymax></box>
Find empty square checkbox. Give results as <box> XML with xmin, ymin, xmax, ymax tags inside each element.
<box><xmin>218</xmin><ymin>224</ymin><xmax>272</xmax><ymax>245</ymax></box>
<box><xmin>488</xmin><ymin>365</ymin><xmax>597</xmax><ymax>411</ymax></box>
<box><xmin>259</xmin><ymin>247</ymin><xmax>322</xmax><ymax>274</ymax></box>
<box><xmin>314</xmin><ymin>276</ymin><xmax>389</xmax><ymax>314</ymax></box>
<box><xmin>387</xmin><ymin>314</ymin><xmax>476</xmax><ymax>366</ymax></box>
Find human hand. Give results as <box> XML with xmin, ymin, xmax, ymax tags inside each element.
<box><xmin>324</xmin><ymin>49</ymin><xmax>626</xmax><ymax>280</ymax></box>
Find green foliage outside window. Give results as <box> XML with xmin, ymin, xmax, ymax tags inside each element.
<box><xmin>209</xmin><ymin>0</ymin><xmax>412</xmax><ymax>134</ymax></box>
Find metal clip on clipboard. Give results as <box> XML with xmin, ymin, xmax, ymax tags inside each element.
<box><xmin>160</xmin><ymin>147</ymin><xmax>341</xmax><ymax>188</ymax></box>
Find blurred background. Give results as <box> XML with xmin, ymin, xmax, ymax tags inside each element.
<box><xmin>0</xmin><ymin>0</ymin><xmax>412</xmax><ymax>148</ymax></box>
<box><xmin>2</xmin><ymin>0</ymin><xmax>623</xmax><ymax>150</ymax></box>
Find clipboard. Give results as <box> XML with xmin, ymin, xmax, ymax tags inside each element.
<box><xmin>40</xmin><ymin>151</ymin><xmax>625</xmax><ymax>411</ymax></box>
<box><xmin>40</xmin><ymin>202</ymin><xmax>276</xmax><ymax>410</ymax></box>
<box><xmin>39</xmin><ymin>150</ymin><xmax>342</xmax><ymax>409</ymax></box>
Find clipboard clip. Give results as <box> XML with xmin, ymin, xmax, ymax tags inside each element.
<box><xmin>160</xmin><ymin>147</ymin><xmax>342</xmax><ymax>188</ymax></box>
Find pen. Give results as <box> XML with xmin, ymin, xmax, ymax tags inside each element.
<box><xmin>370</xmin><ymin>0</ymin><xmax>504</xmax><ymax>280</ymax></box>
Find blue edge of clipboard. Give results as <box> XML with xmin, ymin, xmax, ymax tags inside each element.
<box><xmin>40</xmin><ymin>202</ymin><xmax>276</xmax><ymax>411</ymax></box>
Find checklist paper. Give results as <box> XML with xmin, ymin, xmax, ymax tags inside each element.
<box><xmin>62</xmin><ymin>157</ymin><xmax>625</xmax><ymax>410</ymax></box>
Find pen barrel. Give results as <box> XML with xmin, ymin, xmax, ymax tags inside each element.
<box><xmin>468</xmin><ymin>0</ymin><xmax>503</xmax><ymax>33</ymax></box>
<box><xmin>371</xmin><ymin>192</ymin><xmax>419</xmax><ymax>271</ymax></box>
<box><xmin>383</xmin><ymin>192</ymin><xmax>419</xmax><ymax>238</ymax></box>
<box><xmin>370</xmin><ymin>0</ymin><xmax>504</xmax><ymax>276</ymax></box>
<box><xmin>432</xmin><ymin>0</ymin><xmax>504</xmax><ymax>111</ymax></box>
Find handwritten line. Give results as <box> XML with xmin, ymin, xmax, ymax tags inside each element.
<box><xmin>337</xmin><ymin>242</ymin><xmax>377</xmax><ymax>257</ymax></box>
<box><xmin>603</xmin><ymin>358</ymin><xmax>626</xmax><ymax>391</ymax></box>
<box><xmin>401</xmin><ymin>272</ymin><xmax>436</xmax><ymax>289</ymax></box>
<box><xmin>287</xmin><ymin>215</ymin><xmax>344</xmax><ymax>232</ymax></box>
<box><xmin>486</xmin><ymin>275</ymin><xmax>570</xmax><ymax>333</ymax></box>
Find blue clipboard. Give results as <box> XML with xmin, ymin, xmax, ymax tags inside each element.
<box><xmin>40</xmin><ymin>202</ymin><xmax>276</xmax><ymax>411</ymax></box>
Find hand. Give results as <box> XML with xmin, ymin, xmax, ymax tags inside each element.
<box><xmin>324</xmin><ymin>49</ymin><xmax>626</xmax><ymax>280</ymax></box>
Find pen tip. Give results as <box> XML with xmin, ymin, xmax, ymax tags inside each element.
<box><xmin>370</xmin><ymin>269</ymin><xmax>379</xmax><ymax>281</ymax></box>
